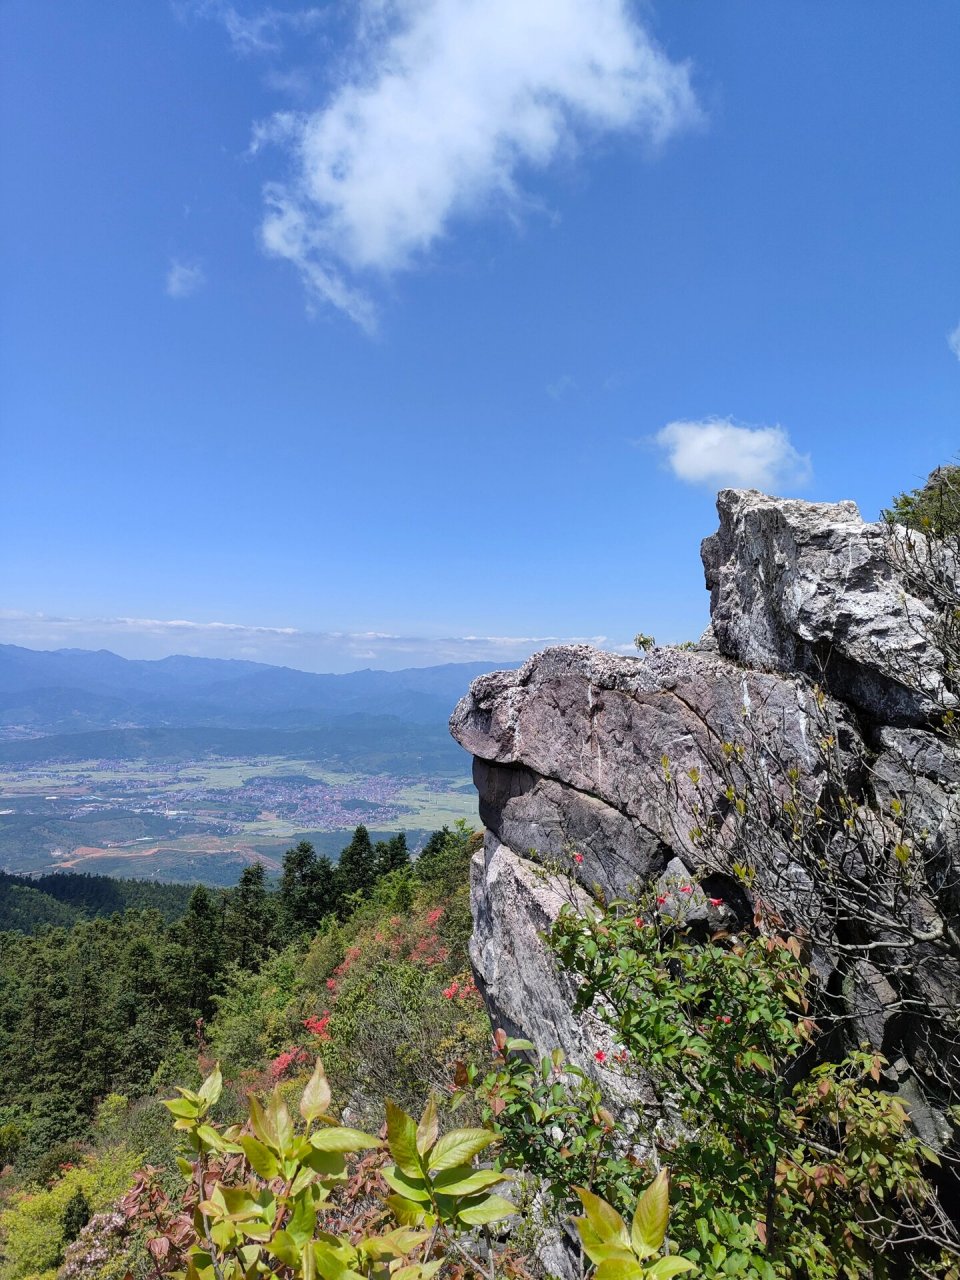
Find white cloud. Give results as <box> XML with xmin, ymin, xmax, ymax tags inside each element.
<box><xmin>256</xmin><ymin>0</ymin><xmax>699</xmax><ymax>326</ymax></box>
<box><xmin>0</xmin><ymin>610</ymin><xmax>619</xmax><ymax>672</ymax></box>
<box><xmin>653</xmin><ymin>418</ymin><xmax>812</xmax><ymax>492</ymax></box>
<box><xmin>948</xmin><ymin>321</ymin><xmax>960</xmax><ymax>362</ymax></box>
<box><xmin>188</xmin><ymin>2</ymin><xmax>327</xmax><ymax>56</ymax></box>
<box><xmin>165</xmin><ymin>259</ymin><xmax>206</xmax><ymax>298</ymax></box>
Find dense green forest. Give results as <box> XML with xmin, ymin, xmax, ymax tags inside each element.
<box><xmin>0</xmin><ymin>823</ymin><xmax>476</xmax><ymax>1164</ymax></box>
<box><xmin>0</xmin><ymin>871</ymin><xmax>194</xmax><ymax>933</ymax></box>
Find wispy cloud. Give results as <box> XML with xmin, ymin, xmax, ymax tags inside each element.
<box><xmin>546</xmin><ymin>375</ymin><xmax>577</xmax><ymax>401</ymax></box>
<box><xmin>165</xmin><ymin>258</ymin><xmax>206</xmax><ymax>298</ymax></box>
<box><xmin>188</xmin><ymin>1</ymin><xmax>327</xmax><ymax>56</ymax></box>
<box><xmin>948</xmin><ymin>320</ymin><xmax>960</xmax><ymax>362</ymax></box>
<box><xmin>653</xmin><ymin>418</ymin><xmax>812</xmax><ymax>492</ymax></box>
<box><xmin>0</xmin><ymin>611</ymin><xmax>621</xmax><ymax>672</ymax></box>
<box><xmin>254</xmin><ymin>0</ymin><xmax>699</xmax><ymax>327</ymax></box>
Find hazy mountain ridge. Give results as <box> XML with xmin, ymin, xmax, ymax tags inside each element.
<box><xmin>0</xmin><ymin>646</ymin><xmax>518</xmax><ymax>766</ymax></box>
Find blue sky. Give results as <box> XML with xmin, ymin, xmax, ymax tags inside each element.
<box><xmin>1</xmin><ymin>0</ymin><xmax>958</xmax><ymax>672</ymax></box>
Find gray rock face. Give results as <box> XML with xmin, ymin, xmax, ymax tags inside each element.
<box><xmin>702</xmin><ymin>488</ymin><xmax>945</xmax><ymax>724</ymax></box>
<box><xmin>452</xmin><ymin>488</ymin><xmax>960</xmax><ymax>1139</ymax></box>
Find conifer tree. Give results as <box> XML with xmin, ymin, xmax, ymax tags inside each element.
<box><xmin>335</xmin><ymin>824</ymin><xmax>377</xmax><ymax>901</ymax></box>
<box><xmin>225</xmin><ymin>862</ymin><xmax>272</xmax><ymax>969</ymax></box>
<box><xmin>278</xmin><ymin>842</ymin><xmax>337</xmax><ymax>941</ymax></box>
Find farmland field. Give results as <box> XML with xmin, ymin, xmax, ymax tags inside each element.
<box><xmin>0</xmin><ymin>755</ymin><xmax>478</xmax><ymax>885</ymax></box>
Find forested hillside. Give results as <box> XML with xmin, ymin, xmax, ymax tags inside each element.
<box><xmin>0</xmin><ymin>871</ymin><xmax>193</xmax><ymax>932</ymax></box>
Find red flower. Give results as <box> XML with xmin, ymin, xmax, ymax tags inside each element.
<box><xmin>442</xmin><ymin>982</ymin><xmax>459</xmax><ymax>999</ymax></box>
<box><xmin>709</xmin><ymin>897</ymin><xmax>724</xmax><ymax>907</ymax></box>
<box><xmin>679</xmin><ymin>885</ymin><xmax>693</xmax><ymax>894</ymax></box>
<box><xmin>326</xmin><ymin>978</ymin><xmax>337</xmax><ymax>992</ymax></box>
<box><xmin>573</xmin><ymin>853</ymin><xmax>584</xmax><ymax>865</ymax></box>
<box><xmin>716</xmin><ymin>1015</ymin><xmax>732</xmax><ymax>1024</ymax></box>
<box><xmin>656</xmin><ymin>894</ymin><xmax>668</xmax><ymax>906</ymax></box>
<box><xmin>634</xmin><ymin>916</ymin><xmax>644</xmax><ymax>928</ymax></box>
<box><xmin>594</xmin><ymin>1050</ymin><xmax>606</xmax><ymax>1063</ymax></box>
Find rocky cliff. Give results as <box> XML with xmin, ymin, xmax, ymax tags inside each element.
<box><xmin>451</xmin><ymin>489</ymin><xmax>960</xmax><ymax>1134</ymax></box>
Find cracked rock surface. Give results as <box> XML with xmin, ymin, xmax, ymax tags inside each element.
<box><xmin>451</xmin><ymin>488</ymin><xmax>960</xmax><ymax>1133</ymax></box>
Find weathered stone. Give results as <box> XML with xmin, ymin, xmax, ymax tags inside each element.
<box><xmin>454</xmin><ymin>487</ymin><xmax>960</xmax><ymax>1150</ymax></box>
<box><xmin>469</xmin><ymin>835</ymin><xmax>653</xmax><ymax>1107</ymax></box>
<box><xmin>701</xmin><ymin>488</ymin><xmax>946</xmax><ymax>724</ymax></box>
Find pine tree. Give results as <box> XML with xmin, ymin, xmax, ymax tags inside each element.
<box><xmin>336</xmin><ymin>824</ymin><xmax>377</xmax><ymax>901</ymax></box>
<box><xmin>278</xmin><ymin>842</ymin><xmax>337</xmax><ymax>941</ymax></box>
<box><xmin>225</xmin><ymin>862</ymin><xmax>272</xmax><ymax>969</ymax></box>
<box><xmin>178</xmin><ymin>886</ymin><xmax>224</xmax><ymax>1020</ymax></box>
<box><xmin>377</xmin><ymin>832</ymin><xmax>409</xmax><ymax>876</ymax></box>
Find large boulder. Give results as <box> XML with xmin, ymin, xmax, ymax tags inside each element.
<box><xmin>452</xmin><ymin>489</ymin><xmax>960</xmax><ymax>1137</ymax></box>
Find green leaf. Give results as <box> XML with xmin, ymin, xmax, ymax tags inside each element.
<box><xmin>393</xmin><ymin>1263</ymin><xmax>444</xmax><ymax>1280</ymax></box>
<box><xmin>632</xmin><ymin>1170</ymin><xmax>670</xmax><ymax>1255</ymax></box>
<box><xmin>269</xmin><ymin>1231</ymin><xmax>302</xmax><ymax>1267</ymax></box>
<box><xmin>427</xmin><ymin>1128</ymin><xmax>496</xmax><ymax>1173</ymax></box>
<box><xmin>432</xmin><ymin>1166</ymin><xmax>509</xmax><ymax>1196</ymax></box>
<box><xmin>386</xmin><ymin>1100</ymin><xmax>423</xmax><ymax>1177</ymax></box>
<box><xmin>300</xmin><ymin>1058</ymin><xmax>332</xmax><ymax>1124</ymax></box>
<box><xmin>383</xmin><ymin>1165</ymin><xmax>432</xmax><ymax>1202</ymax></box>
<box><xmin>456</xmin><ymin>1193</ymin><xmax>516</xmax><ymax>1224</ymax></box>
<box><xmin>248</xmin><ymin>1093</ymin><xmax>278</xmax><ymax>1149</ymax></box>
<box><xmin>267</xmin><ymin>1088</ymin><xmax>295</xmax><ymax>1153</ymax></box>
<box><xmin>645</xmin><ymin>1260</ymin><xmax>696</xmax><ymax>1279</ymax></box>
<box><xmin>574</xmin><ymin>1186</ymin><xmax>629</xmax><ymax>1248</ymax></box>
<box><xmin>310</xmin><ymin>1127</ymin><xmax>380</xmax><ymax>1153</ymax></box>
<box><xmin>385</xmin><ymin>1194</ymin><xmax>432</xmax><ymax>1227</ymax></box>
<box><xmin>163</xmin><ymin>1097</ymin><xmax>200</xmax><ymax>1119</ymax></box>
<box><xmin>198</xmin><ymin>1063</ymin><xmax>223</xmax><ymax>1106</ymax></box>
<box><xmin>594</xmin><ymin>1259</ymin><xmax>647</xmax><ymax>1280</ymax></box>
<box><xmin>288</xmin><ymin>1193</ymin><xmax>318</xmax><ymax>1246</ymax></box>
<box><xmin>416</xmin><ymin>1096</ymin><xmax>439</xmax><ymax>1155</ymax></box>
<box><xmin>241</xmin><ymin>1135</ymin><xmax>281</xmax><ymax>1180</ymax></box>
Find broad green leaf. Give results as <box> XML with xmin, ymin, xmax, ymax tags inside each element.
<box><xmin>300</xmin><ymin>1058</ymin><xmax>332</xmax><ymax>1123</ymax></box>
<box><xmin>645</xmin><ymin>1260</ymin><xmax>697</xmax><ymax>1278</ymax></box>
<box><xmin>594</xmin><ymin>1259</ymin><xmax>647</xmax><ymax>1280</ymax></box>
<box><xmin>241</xmin><ymin>1136</ymin><xmax>280</xmax><ymax>1180</ymax></box>
<box><xmin>303</xmin><ymin>1147</ymin><xmax>348</xmax><ymax>1179</ymax></box>
<box><xmin>163</xmin><ymin>1097</ymin><xmax>200</xmax><ymax>1119</ymax></box>
<box><xmin>432</xmin><ymin>1166</ymin><xmax>510</xmax><ymax>1196</ymax></box>
<box><xmin>574</xmin><ymin>1186</ymin><xmax>629</xmax><ymax>1248</ymax></box>
<box><xmin>382</xmin><ymin>1165</ymin><xmax>432</xmax><ymax>1202</ymax></box>
<box><xmin>416</xmin><ymin>1096</ymin><xmax>439</xmax><ymax>1155</ymax></box>
<box><xmin>387</xmin><ymin>1101</ymin><xmax>423</xmax><ymax>1176</ymax></box>
<box><xmin>269</xmin><ymin>1232</ymin><xmax>302</xmax><ymax>1267</ymax></box>
<box><xmin>575</xmin><ymin>1222</ymin><xmax>636</xmax><ymax>1267</ymax></box>
<box><xmin>198</xmin><ymin>1063</ymin><xmax>223</xmax><ymax>1106</ymax></box>
<box><xmin>456</xmin><ymin>1193</ymin><xmax>516</xmax><ymax>1225</ymax></box>
<box><xmin>311</xmin><ymin>1127</ymin><xmax>380</xmax><ymax>1153</ymax></box>
<box><xmin>632</xmin><ymin>1170</ymin><xmax>670</xmax><ymax>1255</ymax></box>
<box><xmin>312</xmin><ymin>1243</ymin><xmax>350</xmax><ymax>1280</ymax></box>
<box><xmin>362</xmin><ymin>1227</ymin><xmax>427</xmax><ymax>1257</ymax></box>
<box><xmin>427</xmin><ymin>1128</ymin><xmax>495</xmax><ymax>1173</ymax></box>
<box><xmin>385</xmin><ymin>1194</ymin><xmax>432</xmax><ymax>1227</ymax></box>
<box><xmin>393</xmin><ymin>1263</ymin><xmax>444</xmax><ymax>1280</ymax></box>
<box><xmin>267</xmin><ymin>1088</ymin><xmax>295</xmax><ymax>1153</ymax></box>
<box><xmin>288</xmin><ymin>1193</ymin><xmax>318</xmax><ymax>1246</ymax></box>
<box><xmin>248</xmin><ymin>1093</ymin><xmax>278</xmax><ymax>1149</ymax></box>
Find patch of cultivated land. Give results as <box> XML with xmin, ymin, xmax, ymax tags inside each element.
<box><xmin>0</xmin><ymin>756</ymin><xmax>478</xmax><ymax>884</ymax></box>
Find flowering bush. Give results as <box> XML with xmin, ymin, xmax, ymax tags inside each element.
<box><xmin>548</xmin><ymin>888</ymin><xmax>956</xmax><ymax>1278</ymax></box>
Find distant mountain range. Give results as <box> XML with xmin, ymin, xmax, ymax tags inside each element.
<box><xmin>0</xmin><ymin>645</ymin><xmax>516</xmax><ymax>767</ymax></box>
